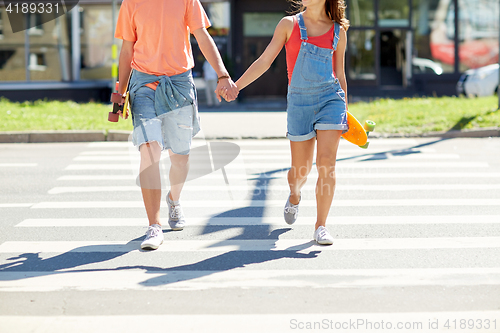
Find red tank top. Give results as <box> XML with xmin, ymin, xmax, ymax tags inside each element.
<box><xmin>285</xmin><ymin>16</ymin><xmax>336</xmax><ymax>85</ymax></box>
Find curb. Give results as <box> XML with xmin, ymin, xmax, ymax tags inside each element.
<box><xmin>0</xmin><ymin>130</ymin><xmax>130</xmax><ymax>144</ymax></box>
<box><xmin>370</xmin><ymin>128</ymin><xmax>500</xmax><ymax>139</ymax></box>
<box><xmin>0</xmin><ymin>128</ymin><xmax>499</xmax><ymax>143</ymax></box>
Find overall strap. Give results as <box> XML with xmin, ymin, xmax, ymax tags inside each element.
<box><xmin>296</xmin><ymin>13</ymin><xmax>308</xmax><ymax>41</ymax></box>
<box><xmin>333</xmin><ymin>22</ymin><xmax>340</xmax><ymax>51</ymax></box>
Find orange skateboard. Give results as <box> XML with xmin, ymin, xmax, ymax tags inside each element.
<box><xmin>109</xmin><ymin>82</ymin><xmax>130</xmax><ymax>122</ymax></box>
<box><xmin>342</xmin><ymin>111</ymin><xmax>376</xmax><ymax>149</ymax></box>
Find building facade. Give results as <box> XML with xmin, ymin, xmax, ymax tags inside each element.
<box><xmin>0</xmin><ymin>0</ymin><xmax>498</xmax><ymax>101</ymax></box>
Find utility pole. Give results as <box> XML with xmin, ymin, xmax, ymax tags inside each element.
<box><xmin>112</xmin><ymin>0</ymin><xmax>118</xmax><ymax>92</ymax></box>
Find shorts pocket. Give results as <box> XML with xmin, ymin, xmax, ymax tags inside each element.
<box><xmin>336</xmin><ymin>89</ymin><xmax>346</xmax><ymax>102</ymax></box>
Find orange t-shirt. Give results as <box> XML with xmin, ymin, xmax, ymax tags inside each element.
<box><xmin>115</xmin><ymin>0</ymin><xmax>210</xmax><ymax>78</ymax></box>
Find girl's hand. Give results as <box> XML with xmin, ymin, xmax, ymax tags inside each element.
<box><xmin>218</xmin><ymin>87</ymin><xmax>228</xmax><ymax>101</ymax></box>
<box><xmin>216</xmin><ymin>78</ymin><xmax>239</xmax><ymax>102</ymax></box>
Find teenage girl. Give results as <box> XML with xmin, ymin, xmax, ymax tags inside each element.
<box><xmin>234</xmin><ymin>0</ymin><xmax>350</xmax><ymax>245</ymax></box>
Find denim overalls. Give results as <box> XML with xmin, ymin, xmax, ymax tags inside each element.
<box><xmin>286</xmin><ymin>12</ymin><xmax>348</xmax><ymax>142</ymax></box>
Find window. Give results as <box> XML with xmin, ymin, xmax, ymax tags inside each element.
<box><xmin>0</xmin><ymin>50</ymin><xmax>15</xmax><ymax>69</ymax></box>
<box><xmin>348</xmin><ymin>0</ymin><xmax>375</xmax><ymax>27</ymax></box>
<box><xmin>28</xmin><ymin>53</ymin><xmax>46</xmax><ymax>71</ymax></box>
<box><xmin>348</xmin><ymin>29</ymin><xmax>377</xmax><ymax>80</ymax></box>
<box><xmin>0</xmin><ymin>31</ymin><xmax>27</xmax><ymax>81</ymax></box>
<box><xmin>243</xmin><ymin>13</ymin><xmax>284</xmax><ymax>37</ymax></box>
<box><xmin>412</xmin><ymin>0</ymin><xmax>455</xmax><ymax>74</ymax></box>
<box><xmin>378</xmin><ymin>0</ymin><xmax>410</xmax><ymax>27</ymax></box>
<box><xmin>28</xmin><ymin>14</ymin><xmax>44</xmax><ymax>36</ymax></box>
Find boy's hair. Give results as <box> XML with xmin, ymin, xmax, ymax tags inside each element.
<box><xmin>288</xmin><ymin>0</ymin><xmax>350</xmax><ymax>30</ymax></box>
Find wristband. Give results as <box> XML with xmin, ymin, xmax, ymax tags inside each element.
<box><xmin>217</xmin><ymin>75</ymin><xmax>230</xmax><ymax>84</ymax></box>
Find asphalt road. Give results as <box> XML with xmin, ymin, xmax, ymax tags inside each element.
<box><xmin>0</xmin><ymin>138</ymin><xmax>500</xmax><ymax>333</ymax></box>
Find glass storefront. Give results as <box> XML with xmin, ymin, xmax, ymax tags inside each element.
<box><xmin>0</xmin><ymin>1</ymin><xmax>232</xmax><ymax>84</ymax></box>
<box><xmin>348</xmin><ymin>0</ymin><xmax>470</xmax><ymax>88</ymax></box>
<box><xmin>0</xmin><ymin>0</ymin><xmax>497</xmax><ymax>96</ymax></box>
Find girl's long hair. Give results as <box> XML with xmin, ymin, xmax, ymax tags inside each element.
<box><xmin>288</xmin><ymin>0</ymin><xmax>350</xmax><ymax>30</ymax></box>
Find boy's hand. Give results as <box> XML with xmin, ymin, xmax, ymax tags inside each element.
<box><xmin>216</xmin><ymin>77</ymin><xmax>238</xmax><ymax>102</ymax></box>
<box><xmin>118</xmin><ymin>94</ymin><xmax>126</xmax><ymax>106</ymax></box>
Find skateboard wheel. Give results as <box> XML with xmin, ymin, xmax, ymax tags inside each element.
<box><xmin>108</xmin><ymin>112</ymin><xmax>119</xmax><ymax>122</ymax></box>
<box><xmin>364</xmin><ymin>120</ymin><xmax>376</xmax><ymax>132</ymax></box>
<box><xmin>110</xmin><ymin>93</ymin><xmax>122</xmax><ymax>103</ymax></box>
<box><xmin>115</xmin><ymin>81</ymin><xmax>119</xmax><ymax>92</ymax></box>
<box><xmin>359</xmin><ymin>141</ymin><xmax>370</xmax><ymax>149</ymax></box>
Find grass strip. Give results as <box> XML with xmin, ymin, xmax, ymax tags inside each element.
<box><xmin>349</xmin><ymin>96</ymin><xmax>500</xmax><ymax>134</ymax></box>
<box><xmin>0</xmin><ymin>96</ymin><xmax>499</xmax><ymax>134</ymax></box>
<box><xmin>0</xmin><ymin>98</ymin><xmax>132</xmax><ymax>132</ymax></box>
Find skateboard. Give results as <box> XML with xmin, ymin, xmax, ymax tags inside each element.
<box><xmin>109</xmin><ymin>82</ymin><xmax>130</xmax><ymax>122</ymax></box>
<box><xmin>342</xmin><ymin>111</ymin><xmax>376</xmax><ymax>149</ymax></box>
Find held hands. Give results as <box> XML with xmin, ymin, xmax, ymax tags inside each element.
<box><xmin>215</xmin><ymin>77</ymin><xmax>239</xmax><ymax>102</ymax></box>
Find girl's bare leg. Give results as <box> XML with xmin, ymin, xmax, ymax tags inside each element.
<box><xmin>288</xmin><ymin>138</ymin><xmax>316</xmax><ymax>205</ymax></box>
<box><xmin>315</xmin><ymin>130</ymin><xmax>342</xmax><ymax>230</ymax></box>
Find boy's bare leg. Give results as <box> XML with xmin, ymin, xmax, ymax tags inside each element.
<box><xmin>168</xmin><ymin>151</ymin><xmax>189</xmax><ymax>201</ymax></box>
<box><xmin>139</xmin><ymin>142</ymin><xmax>162</xmax><ymax>226</ymax></box>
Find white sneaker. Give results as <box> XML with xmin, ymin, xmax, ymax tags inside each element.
<box><xmin>284</xmin><ymin>194</ymin><xmax>300</xmax><ymax>225</ymax></box>
<box><xmin>167</xmin><ymin>192</ymin><xmax>185</xmax><ymax>231</ymax></box>
<box><xmin>314</xmin><ymin>226</ymin><xmax>334</xmax><ymax>245</ymax></box>
<box><xmin>140</xmin><ymin>224</ymin><xmax>164</xmax><ymax>250</ymax></box>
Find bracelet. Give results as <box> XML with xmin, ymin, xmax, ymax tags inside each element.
<box><xmin>217</xmin><ymin>75</ymin><xmax>230</xmax><ymax>83</ymax></box>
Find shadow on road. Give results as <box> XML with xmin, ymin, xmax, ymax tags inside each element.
<box><xmin>0</xmin><ymin>138</ymin><xmax>449</xmax><ymax>286</ymax></box>
<box><xmin>0</xmin><ymin>167</ymin><xmax>320</xmax><ymax>286</ymax></box>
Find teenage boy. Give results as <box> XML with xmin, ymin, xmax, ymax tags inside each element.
<box><xmin>115</xmin><ymin>0</ymin><xmax>238</xmax><ymax>250</ymax></box>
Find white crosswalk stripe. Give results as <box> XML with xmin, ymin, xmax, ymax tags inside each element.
<box><xmin>0</xmin><ymin>163</ymin><xmax>38</xmax><ymax>167</ymax></box>
<box><xmin>2</xmin><ymin>237</ymin><xmax>500</xmax><ymax>253</ymax></box>
<box><xmin>15</xmin><ymin>215</ymin><xmax>500</xmax><ymax>227</ymax></box>
<box><xmin>1</xmin><ymin>312</ymin><xmax>499</xmax><ymax>333</ymax></box>
<box><xmin>47</xmin><ymin>184</ymin><xmax>500</xmax><ymax>194</ymax></box>
<box><xmin>28</xmin><ymin>199</ymin><xmax>500</xmax><ymax>209</ymax></box>
<box><xmin>65</xmin><ymin>161</ymin><xmax>489</xmax><ymax>170</ymax></box>
<box><xmin>2</xmin><ymin>268</ymin><xmax>500</xmax><ymax>292</ymax></box>
<box><xmin>73</xmin><ymin>152</ymin><xmax>459</xmax><ymax>161</ymax></box>
<box><xmin>56</xmin><ymin>172</ymin><xmax>500</xmax><ymax>181</ymax></box>
<box><xmin>1</xmin><ymin>138</ymin><xmax>500</xmax><ymax>332</ymax></box>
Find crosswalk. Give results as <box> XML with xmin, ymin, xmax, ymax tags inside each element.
<box><xmin>1</xmin><ymin>138</ymin><xmax>500</xmax><ymax>332</ymax></box>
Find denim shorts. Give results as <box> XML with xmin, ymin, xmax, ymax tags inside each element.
<box><xmin>130</xmin><ymin>85</ymin><xmax>197</xmax><ymax>155</ymax></box>
<box><xmin>286</xmin><ymin>84</ymin><xmax>348</xmax><ymax>142</ymax></box>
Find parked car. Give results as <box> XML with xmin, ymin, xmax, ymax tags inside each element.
<box><xmin>456</xmin><ymin>64</ymin><xmax>499</xmax><ymax>97</ymax></box>
<box><xmin>412</xmin><ymin>57</ymin><xmax>443</xmax><ymax>75</ymax></box>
